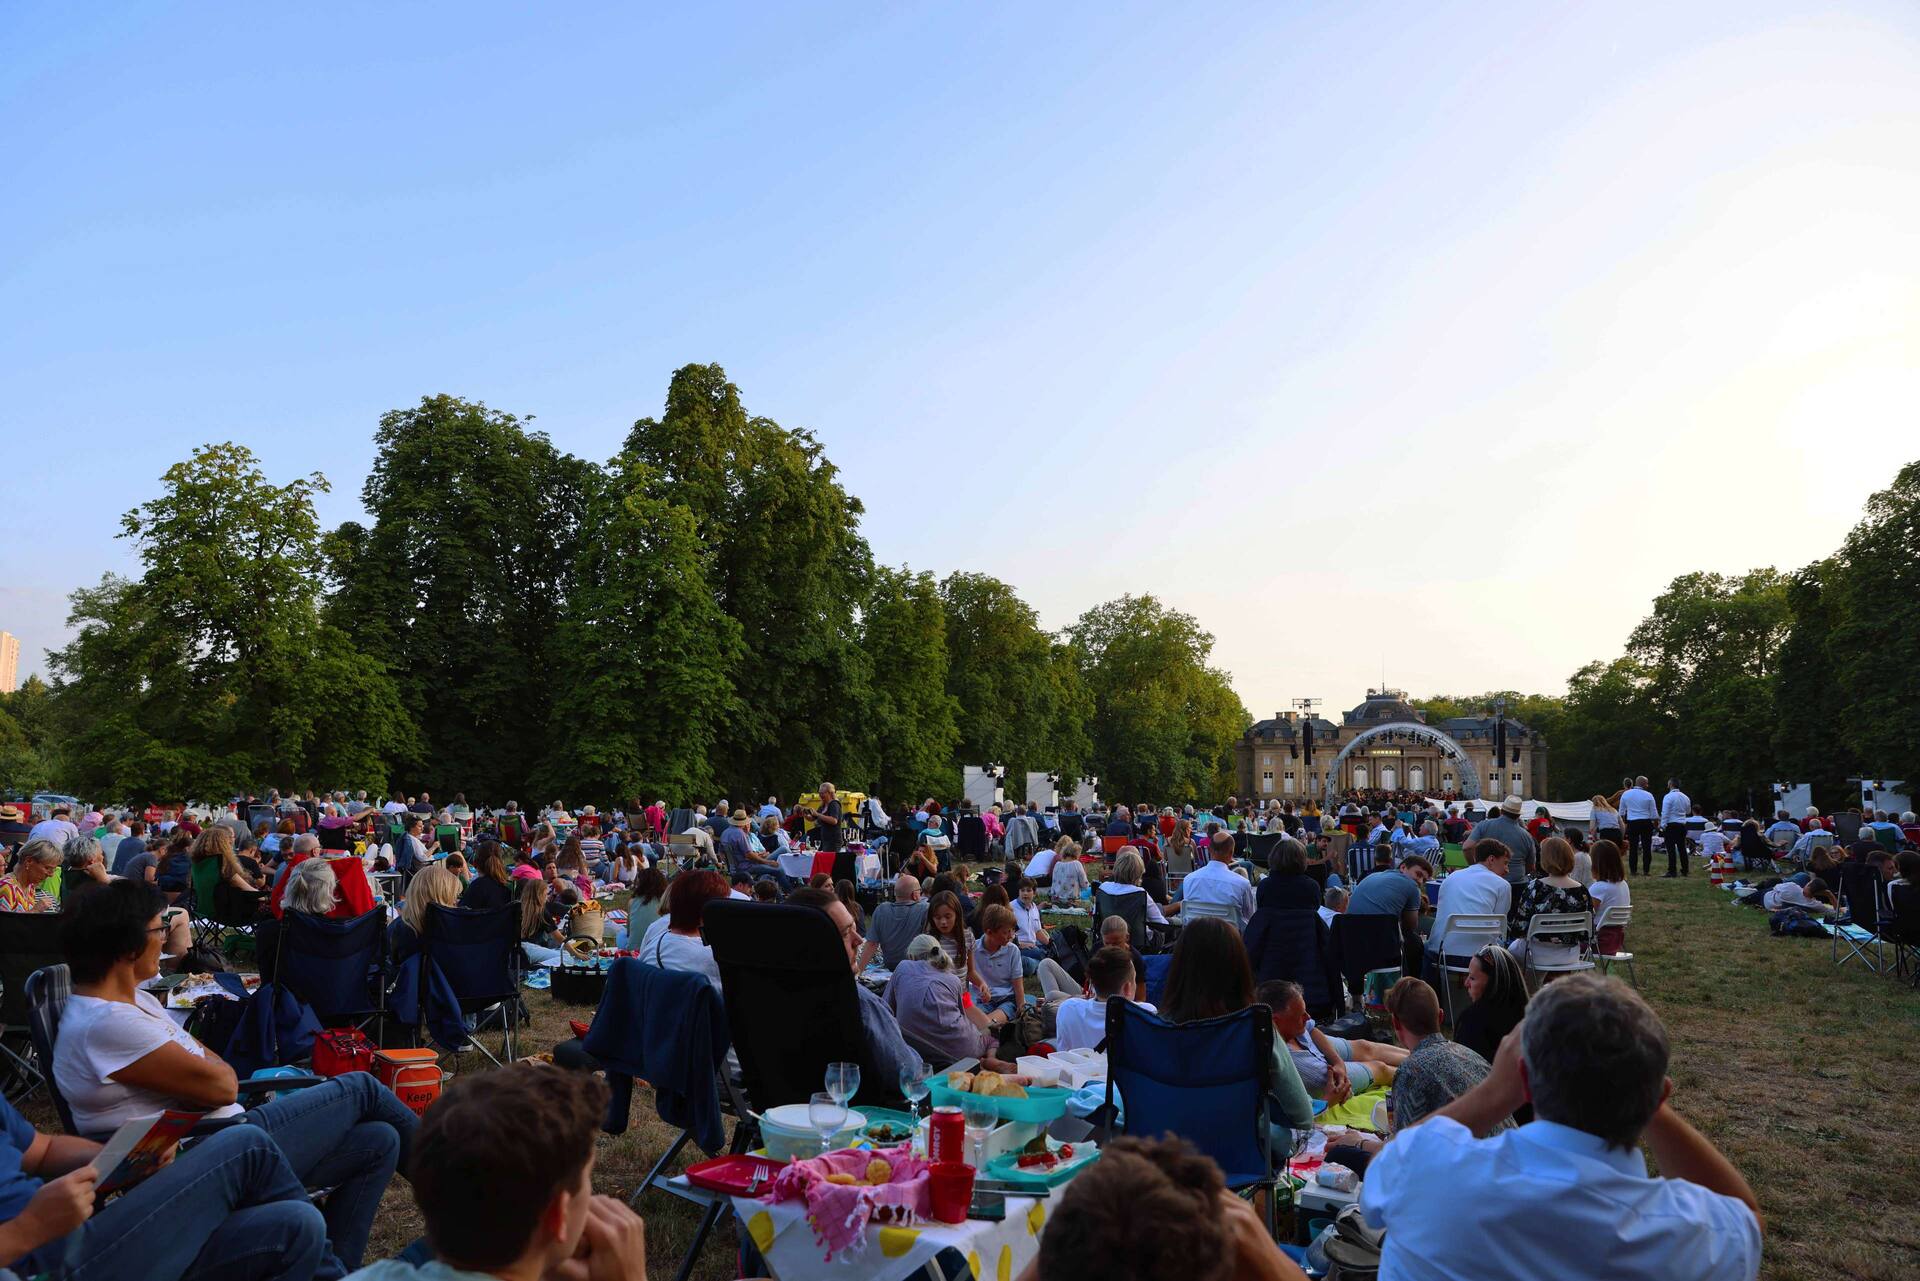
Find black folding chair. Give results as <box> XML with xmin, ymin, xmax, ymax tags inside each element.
<box><xmin>0</xmin><ymin>913</ymin><xmax>66</xmax><ymax>1101</ymax></box>
<box><xmin>702</xmin><ymin>900</ymin><xmax>879</xmax><ymax>1112</ymax></box>
<box><xmin>1094</xmin><ymin>885</ymin><xmax>1159</xmax><ymax>953</ymax></box>
<box><xmin>1329</xmin><ymin>913</ymin><xmax>1408</xmax><ymax>1004</ymax></box>
<box><xmin>419</xmin><ymin>904</ymin><xmax>521</xmax><ymax>1065</ymax></box>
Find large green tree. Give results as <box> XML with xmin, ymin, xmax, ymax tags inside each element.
<box><xmin>1066</xmin><ymin>594</ymin><xmax>1248</xmax><ymax>802</ymax></box>
<box><xmin>1770</xmin><ymin>561</ymin><xmax>1857</xmax><ymax>806</ymax></box>
<box><xmin>625</xmin><ymin>364</ymin><xmax>874</xmax><ymax>799</ymax></box>
<box><xmin>50</xmin><ymin>444</ymin><xmax>414</xmax><ymax>799</ymax></box>
<box><xmin>1625</xmin><ymin>569</ymin><xmax>1790</xmax><ymax>806</ymax></box>
<box><xmin>1551</xmin><ymin>657</ymin><xmax>1666</xmax><ymax>800</ymax></box>
<box><xmin>537</xmin><ymin>459</ymin><xmax>743</xmax><ymax>804</ymax></box>
<box><xmin>1826</xmin><ymin>461</ymin><xmax>1920</xmax><ymax>789</ymax></box>
<box><xmin>939</xmin><ymin>572</ymin><xmax>1089</xmax><ymax>787</ymax></box>
<box><xmin>328</xmin><ymin>396</ymin><xmax>591</xmax><ymax>800</ymax></box>
<box><xmin>0</xmin><ymin>678</ymin><xmax>59</xmax><ymax>793</ymax></box>
<box><xmin>862</xmin><ymin>567</ymin><xmax>962</xmax><ymax>802</ymax></box>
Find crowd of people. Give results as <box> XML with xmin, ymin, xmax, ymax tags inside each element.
<box><xmin>6</xmin><ymin>771</ymin><xmax>1901</xmax><ymax>1281</ymax></box>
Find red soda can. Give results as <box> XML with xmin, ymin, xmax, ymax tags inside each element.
<box><xmin>929</xmin><ymin>1106</ymin><xmax>966</xmax><ymax>1164</ymax></box>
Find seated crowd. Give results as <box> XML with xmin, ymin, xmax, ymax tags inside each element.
<box><xmin>0</xmin><ymin>780</ymin><xmax>1827</xmax><ymax>1281</ymax></box>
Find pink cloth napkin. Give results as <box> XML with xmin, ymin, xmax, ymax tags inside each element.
<box><xmin>766</xmin><ymin>1144</ymin><xmax>931</xmax><ymax>1260</ymax></box>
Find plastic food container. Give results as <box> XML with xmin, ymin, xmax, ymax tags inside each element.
<box><xmin>921</xmin><ymin>1075</ymin><xmax>1072</xmax><ymax>1124</ymax></box>
<box><xmin>759</xmin><ymin>1104</ymin><xmax>868</xmax><ymax>1161</ymax></box>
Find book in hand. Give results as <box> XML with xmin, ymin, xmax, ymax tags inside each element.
<box><xmin>90</xmin><ymin>1110</ymin><xmax>204</xmax><ymax>1195</ymax></box>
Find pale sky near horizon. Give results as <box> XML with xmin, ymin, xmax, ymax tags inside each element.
<box><xmin>4</xmin><ymin>2</ymin><xmax>1917</xmax><ymax>721</ymax></box>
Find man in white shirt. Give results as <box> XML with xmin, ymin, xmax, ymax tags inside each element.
<box><xmin>1659</xmin><ymin>779</ymin><xmax>1692</xmax><ymax>878</ymax></box>
<box><xmin>1618</xmin><ymin>776</ymin><xmax>1660</xmax><ymax>877</ymax></box>
<box><xmin>1022</xmin><ymin>839</ymin><xmax>1060</xmax><ymax>883</ymax></box>
<box><xmin>1051</xmin><ymin>946</ymin><xmax>1154</xmax><ymax>1053</ymax></box>
<box><xmin>1425</xmin><ymin>839</ymin><xmax>1514</xmax><ymax>978</ymax></box>
<box><xmin>1361</xmin><ymin>974</ymin><xmax>1762</xmax><ymax>1281</ymax></box>
<box><xmin>1180</xmin><ymin>840</ymin><xmax>1256</xmax><ymax>930</ymax></box>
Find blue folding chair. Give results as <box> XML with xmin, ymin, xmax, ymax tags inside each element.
<box><xmin>419</xmin><ymin>903</ymin><xmax>521</xmax><ymax>1065</ymax></box>
<box><xmin>1103</xmin><ymin>997</ymin><xmax>1284</xmax><ymax>1237</ymax></box>
<box><xmin>274</xmin><ymin>908</ymin><xmax>388</xmax><ymax>1042</ymax></box>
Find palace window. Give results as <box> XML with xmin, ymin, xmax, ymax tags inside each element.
<box><xmin>1283</xmin><ymin>771</ymin><xmax>1296</xmax><ymax>794</ymax></box>
<box><xmin>1261</xmin><ymin>770</ymin><xmax>1273</xmax><ymax>794</ymax></box>
<box><xmin>1353</xmin><ymin>765</ymin><xmax>1369</xmax><ymax>788</ymax></box>
<box><xmin>1409</xmin><ymin>766</ymin><xmax>1425</xmax><ymax>791</ymax></box>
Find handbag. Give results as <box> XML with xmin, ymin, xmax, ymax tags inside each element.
<box><xmin>313</xmin><ymin>1027</ymin><xmax>377</xmax><ymax>1077</ymax></box>
<box><xmin>1322</xmin><ymin>1205</ymin><xmax>1384</xmax><ymax>1279</ymax></box>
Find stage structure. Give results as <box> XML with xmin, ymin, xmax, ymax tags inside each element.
<box><xmin>963</xmin><ymin>765</ymin><xmax>1006</xmax><ymax>812</ymax></box>
<box><xmin>1025</xmin><ymin>772</ymin><xmax>1060</xmax><ymax>810</ymax></box>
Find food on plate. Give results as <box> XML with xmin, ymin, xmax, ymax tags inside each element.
<box><xmin>863</xmin><ymin>1158</ymin><xmax>892</xmax><ymax>1184</ymax></box>
<box><xmin>863</xmin><ymin>1122</ymin><xmax>914</xmax><ymax>1144</ymax></box>
<box><xmin>824</xmin><ymin>1172</ymin><xmax>859</xmax><ymax>1186</ymax></box>
<box><xmin>972</xmin><ymin>1074</ymin><xmax>1028</xmax><ymax>1100</ymax></box>
<box><xmin>947</xmin><ymin>1070</ymin><xmax>976</xmax><ymax>1093</ymax></box>
<box><xmin>1015</xmin><ymin>1143</ymin><xmax>1076</xmax><ymax>1171</ymax></box>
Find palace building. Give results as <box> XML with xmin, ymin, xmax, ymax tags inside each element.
<box><xmin>1233</xmin><ymin>688</ymin><xmax>1550</xmax><ymax>802</ymax></box>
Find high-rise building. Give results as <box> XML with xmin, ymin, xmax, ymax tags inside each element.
<box><xmin>0</xmin><ymin>632</ymin><xmax>16</xmax><ymax>695</ymax></box>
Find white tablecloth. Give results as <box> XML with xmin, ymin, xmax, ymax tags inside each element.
<box><xmin>779</xmin><ymin>852</ymin><xmax>817</xmax><ymax>879</ymax></box>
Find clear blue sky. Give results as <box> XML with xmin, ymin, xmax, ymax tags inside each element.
<box><xmin>5</xmin><ymin>2</ymin><xmax>1917</xmax><ymax>719</ymax></box>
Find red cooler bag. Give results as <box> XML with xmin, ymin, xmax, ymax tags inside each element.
<box><xmin>312</xmin><ymin>1028</ymin><xmax>376</xmax><ymax>1078</ymax></box>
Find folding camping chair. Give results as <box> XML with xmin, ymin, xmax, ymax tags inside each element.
<box><xmin>1519</xmin><ymin>912</ymin><xmax>1594</xmax><ymax>987</ymax></box>
<box><xmin>1832</xmin><ymin>864</ymin><xmax>1890</xmax><ymax>974</ymax></box>
<box><xmin>701</xmin><ymin>899</ymin><xmax>880</xmax><ymax>1113</ymax></box>
<box><xmin>1094</xmin><ymin>885</ymin><xmax>1155</xmax><ymax>953</ymax></box>
<box><xmin>1104</xmin><ymin>998</ymin><xmax>1285</xmax><ymax>1238</ymax></box>
<box><xmin>1880</xmin><ymin>881</ymin><xmax>1920</xmax><ymax>986</ymax></box>
<box><xmin>1329</xmin><ymin>912</ymin><xmax>1406</xmax><ymax>1006</ymax></box>
<box><xmin>274</xmin><ymin>907</ymin><xmax>388</xmax><ymax>1042</ymax></box>
<box><xmin>0</xmin><ymin>912</ymin><xmax>65</xmax><ymax>1101</ymax></box>
<box><xmin>1592</xmin><ymin>904</ymin><xmax>1636</xmax><ymax>987</ymax></box>
<box><xmin>418</xmin><ymin>903</ymin><xmax>521</xmax><ymax>1065</ymax></box>
<box><xmin>1435</xmin><ymin>914</ymin><xmax>1506</xmax><ymax>1024</ymax></box>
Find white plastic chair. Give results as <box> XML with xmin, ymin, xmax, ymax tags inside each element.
<box><xmin>1180</xmin><ymin>897</ymin><xmax>1245</xmax><ymax>933</ymax></box>
<box><xmin>1520</xmin><ymin>911</ymin><xmax>1594</xmax><ymax>985</ymax></box>
<box><xmin>1593</xmin><ymin>904</ymin><xmax>1635</xmax><ymax>987</ymax></box>
<box><xmin>1435</xmin><ymin>913</ymin><xmax>1506</xmax><ymax>1024</ymax></box>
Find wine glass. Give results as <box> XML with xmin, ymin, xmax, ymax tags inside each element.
<box><xmin>898</xmin><ymin>1064</ymin><xmax>930</xmax><ymax>1122</ymax></box>
<box><xmin>808</xmin><ymin>1091</ymin><xmax>848</xmax><ymax>1158</ymax></box>
<box><xmin>962</xmin><ymin>1097</ymin><xmax>996</xmax><ymax>1169</ymax></box>
<box><xmin>826</xmin><ymin>1061</ymin><xmax>860</xmax><ymax>1109</ymax></box>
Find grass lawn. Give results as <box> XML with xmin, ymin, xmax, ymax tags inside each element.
<box><xmin>23</xmin><ymin>869</ymin><xmax>1917</xmax><ymax>1280</ymax></box>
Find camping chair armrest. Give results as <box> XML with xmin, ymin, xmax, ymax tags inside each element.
<box><xmin>237</xmin><ymin>1074</ymin><xmax>328</xmax><ymax>1098</ymax></box>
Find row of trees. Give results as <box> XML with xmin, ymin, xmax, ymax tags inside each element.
<box><xmin>24</xmin><ymin>365</ymin><xmax>1248</xmax><ymax>806</ymax></box>
<box><xmin>1412</xmin><ymin>462</ymin><xmax>1920</xmax><ymax>811</ymax></box>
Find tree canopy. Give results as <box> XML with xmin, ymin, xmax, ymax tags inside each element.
<box><xmin>27</xmin><ymin>371</ymin><xmax>1920</xmax><ymax>814</ymax></box>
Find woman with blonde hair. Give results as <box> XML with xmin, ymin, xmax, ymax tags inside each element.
<box><xmin>389</xmin><ymin>863</ymin><xmax>462</xmax><ymax>964</ymax></box>
<box><xmin>1589</xmin><ymin>794</ymin><xmax>1624</xmax><ymax>845</ymax></box>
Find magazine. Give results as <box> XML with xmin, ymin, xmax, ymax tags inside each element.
<box><xmin>90</xmin><ymin>1109</ymin><xmax>204</xmax><ymax>1195</ymax></box>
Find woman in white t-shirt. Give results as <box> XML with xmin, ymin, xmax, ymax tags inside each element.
<box><xmin>53</xmin><ymin>879</ymin><xmax>420</xmax><ymax>1271</ymax></box>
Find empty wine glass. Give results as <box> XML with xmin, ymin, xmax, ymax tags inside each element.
<box><xmin>809</xmin><ymin>1090</ymin><xmax>848</xmax><ymax>1158</ymax></box>
<box><xmin>899</xmin><ymin>1065</ymin><xmax>930</xmax><ymax>1122</ymax></box>
<box><xmin>826</xmin><ymin>1061</ymin><xmax>860</xmax><ymax>1109</ymax></box>
<box><xmin>961</xmin><ymin>1097</ymin><xmax>995</xmax><ymax>1169</ymax></box>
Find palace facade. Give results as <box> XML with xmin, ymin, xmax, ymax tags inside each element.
<box><xmin>1233</xmin><ymin>689</ymin><xmax>1550</xmax><ymax>802</ymax></box>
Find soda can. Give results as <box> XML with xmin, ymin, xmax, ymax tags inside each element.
<box><xmin>929</xmin><ymin>1106</ymin><xmax>966</xmax><ymax>1165</ymax></box>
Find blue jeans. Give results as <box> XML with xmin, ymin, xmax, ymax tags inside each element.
<box><xmin>240</xmin><ymin>1071</ymin><xmax>418</xmax><ymax>1272</ymax></box>
<box><xmin>23</xmin><ymin>1124</ymin><xmax>332</xmax><ymax>1281</ymax></box>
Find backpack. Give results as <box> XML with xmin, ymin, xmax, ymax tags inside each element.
<box><xmin>1318</xmin><ymin>1205</ymin><xmax>1384</xmax><ymax>1280</ymax></box>
<box><xmin>1769</xmin><ymin>908</ymin><xmax>1827</xmax><ymax>938</ymax></box>
<box><xmin>1046</xmin><ymin>923</ymin><xmax>1092</xmax><ymax>986</ymax></box>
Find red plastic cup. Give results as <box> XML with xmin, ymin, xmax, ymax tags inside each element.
<box><xmin>927</xmin><ymin>1161</ymin><xmax>975</xmax><ymax>1223</ymax></box>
